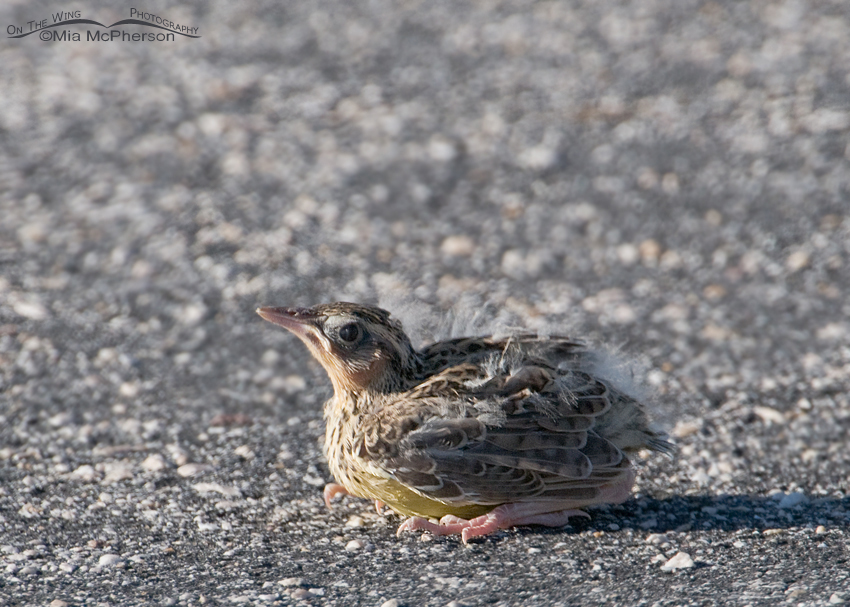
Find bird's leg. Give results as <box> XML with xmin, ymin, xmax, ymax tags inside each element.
<box><xmin>456</xmin><ymin>505</ymin><xmax>590</xmax><ymax>544</ymax></box>
<box><xmin>323</xmin><ymin>483</ymin><xmax>350</xmax><ymax>509</ymax></box>
<box><xmin>325</xmin><ymin>484</ymin><xmax>385</xmax><ymax>514</ymax></box>
<box><xmin>397</xmin><ymin>515</ymin><xmax>475</xmax><ymax>538</ymax></box>
<box><xmin>397</xmin><ymin>505</ymin><xmax>589</xmax><ymax>544</ymax></box>
<box><xmin>398</xmin><ymin>469</ymin><xmax>637</xmax><ymax>543</ymax></box>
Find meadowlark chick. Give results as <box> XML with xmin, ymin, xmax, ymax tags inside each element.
<box><xmin>257</xmin><ymin>302</ymin><xmax>670</xmax><ymax>542</ymax></box>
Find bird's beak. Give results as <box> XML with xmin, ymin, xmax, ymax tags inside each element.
<box><xmin>256</xmin><ymin>306</ymin><xmax>322</xmax><ymax>339</ymax></box>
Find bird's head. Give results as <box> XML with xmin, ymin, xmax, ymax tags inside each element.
<box><xmin>257</xmin><ymin>302</ymin><xmax>422</xmax><ymax>395</ymax></box>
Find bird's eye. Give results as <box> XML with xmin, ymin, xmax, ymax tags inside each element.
<box><xmin>337</xmin><ymin>323</ymin><xmax>361</xmax><ymax>344</ymax></box>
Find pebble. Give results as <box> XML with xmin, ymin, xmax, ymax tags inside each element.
<box><xmin>70</xmin><ymin>465</ymin><xmax>99</xmax><ymax>482</ymax></box>
<box><xmin>48</xmin><ymin>412</ymin><xmax>74</xmax><ymax>428</ymax></box>
<box><xmin>777</xmin><ymin>492</ymin><xmax>809</xmax><ymax>509</ymax></box>
<box><xmin>753</xmin><ymin>406</ymin><xmax>785</xmax><ymax>424</ymax></box>
<box><xmin>346</xmin><ymin>515</ymin><xmax>364</xmax><ymax>527</ymax></box>
<box><xmin>440</xmin><ymin>235</ymin><xmax>475</xmax><ymax>257</ymax></box>
<box><xmin>661</xmin><ymin>552</ymin><xmax>695</xmax><ymax>572</ymax></box>
<box><xmin>193</xmin><ymin>482</ymin><xmax>241</xmax><ymax>497</ymax></box>
<box><xmin>380</xmin><ymin>600</ymin><xmax>401</xmax><ymax>607</ymax></box>
<box><xmin>279</xmin><ymin>577</ymin><xmax>304</xmax><ymax>587</ymax></box>
<box><xmin>645</xmin><ymin>533</ymin><xmax>670</xmax><ymax>545</ymax></box>
<box><xmin>345</xmin><ymin>539</ymin><xmax>364</xmax><ymax>551</ymax></box>
<box><xmin>257</xmin><ymin>594</ymin><xmax>279</xmax><ymax>602</ymax></box>
<box><xmin>49</xmin><ymin>601</ymin><xmax>69</xmax><ymax>607</ymax></box>
<box><xmin>141</xmin><ymin>454</ymin><xmax>168</xmax><ymax>472</ymax></box>
<box><xmin>98</xmin><ymin>554</ymin><xmax>123</xmax><ymax>567</ymax></box>
<box><xmin>176</xmin><ymin>463</ymin><xmax>213</xmax><ymax>477</ymax></box>
<box><xmin>101</xmin><ymin>463</ymin><xmax>134</xmax><ymax>485</ymax></box>
<box><xmin>234</xmin><ymin>445</ymin><xmax>255</xmax><ymax>460</ymax></box>
<box><xmin>829</xmin><ymin>593</ymin><xmax>846</xmax><ymax>604</ymax></box>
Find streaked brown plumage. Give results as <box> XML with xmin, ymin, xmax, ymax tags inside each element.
<box><xmin>257</xmin><ymin>302</ymin><xmax>670</xmax><ymax>542</ymax></box>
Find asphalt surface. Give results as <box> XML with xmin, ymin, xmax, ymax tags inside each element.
<box><xmin>1</xmin><ymin>1</ymin><xmax>849</xmax><ymax>605</ymax></box>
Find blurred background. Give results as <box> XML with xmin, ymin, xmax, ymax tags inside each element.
<box><xmin>1</xmin><ymin>0</ymin><xmax>849</xmax><ymax>603</ymax></box>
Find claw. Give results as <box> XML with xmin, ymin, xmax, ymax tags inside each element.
<box><xmin>323</xmin><ymin>483</ymin><xmax>350</xmax><ymax>509</ymax></box>
<box><xmin>397</xmin><ymin>506</ymin><xmax>590</xmax><ymax>543</ymax></box>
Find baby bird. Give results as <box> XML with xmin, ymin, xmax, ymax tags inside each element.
<box><xmin>257</xmin><ymin>302</ymin><xmax>670</xmax><ymax>542</ymax></box>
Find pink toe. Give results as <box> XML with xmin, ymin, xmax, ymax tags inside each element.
<box><xmin>323</xmin><ymin>483</ymin><xmax>349</xmax><ymax>509</ymax></box>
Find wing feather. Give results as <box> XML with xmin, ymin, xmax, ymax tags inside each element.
<box><xmin>353</xmin><ymin>336</ymin><xmax>665</xmax><ymax>509</ymax></box>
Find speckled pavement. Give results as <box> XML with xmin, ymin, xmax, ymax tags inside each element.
<box><xmin>1</xmin><ymin>1</ymin><xmax>849</xmax><ymax>606</ymax></box>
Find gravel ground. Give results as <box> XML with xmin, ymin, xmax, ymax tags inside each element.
<box><xmin>1</xmin><ymin>0</ymin><xmax>850</xmax><ymax>605</ymax></box>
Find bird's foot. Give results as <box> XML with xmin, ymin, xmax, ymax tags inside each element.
<box><xmin>397</xmin><ymin>504</ymin><xmax>590</xmax><ymax>544</ymax></box>
<box><xmin>323</xmin><ymin>483</ymin><xmax>350</xmax><ymax>509</ymax></box>
<box><xmin>324</xmin><ymin>484</ymin><xmax>385</xmax><ymax>514</ymax></box>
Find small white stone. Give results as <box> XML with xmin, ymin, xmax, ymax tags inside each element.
<box><xmin>302</xmin><ymin>475</ymin><xmax>325</xmax><ymax>487</ymax></box>
<box><xmin>645</xmin><ymin>533</ymin><xmax>670</xmax><ymax>545</ymax></box>
<box><xmin>753</xmin><ymin>406</ymin><xmax>785</xmax><ymax>425</ymax></box>
<box><xmin>12</xmin><ymin>298</ymin><xmax>49</xmax><ymax>320</ymax></box>
<box><xmin>101</xmin><ymin>464</ymin><xmax>134</xmax><ymax>485</ymax></box>
<box><xmin>777</xmin><ymin>492</ymin><xmax>808</xmax><ymax>509</ymax></box>
<box><xmin>441</xmin><ymin>235</ymin><xmax>475</xmax><ymax>257</ymax></box>
<box><xmin>18</xmin><ymin>503</ymin><xmax>41</xmax><ymax>518</ymax></box>
<box><xmin>70</xmin><ymin>465</ymin><xmax>99</xmax><ymax>482</ymax></box>
<box><xmin>193</xmin><ymin>482</ymin><xmax>241</xmax><ymax>497</ymax></box>
<box><xmin>616</xmin><ymin>243</ymin><xmax>640</xmax><ymax>266</ymax></box>
<box><xmin>119</xmin><ymin>382</ymin><xmax>139</xmax><ymax>397</ymax></box>
<box><xmin>380</xmin><ymin>600</ymin><xmax>401</xmax><ymax>607</ymax></box>
<box><xmin>829</xmin><ymin>593</ymin><xmax>846</xmax><ymax>604</ymax></box>
<box><xmin>690</xmin><ymin>469</ymin><xmax>711</xmax><ymax>485</ymax></box>
<box><xmin>661</xmin><ymin>551</ymin><xmax>694</xmax><ymax>572</ymax></box>
<box><xmin>98</xmin><ymin>554</ymin><xmax>123</xmax><ymax>567</ymax></box>
<box><xmin>176</xmin><ymin>463</ymin><xmax>212</xmax><ymax>477</ymax></box>
<box><xmin>278</xmin><ymin>578</ymin><xmax>303</xmax><ymax>587</ymax></box>
<box><xmin>140</xmin><ymin>454</ymin><xmax>168</xmax><ymax>472</ymax></box>
<box><xmin>48</xmin><ymin>412</ymin><xmax>74</xmax><ymax>427</ymax></box>
<box><xmin>234</xmin><ymin>445</ymin><xmax>255</xmax><ymax>460</ymax></box>
<box><xmin>785</xmin><ymin>250</ymin><xmax>810</xmax><ymax>272</ymax></box>
<box><xmin>345</xmin><ymin>539</ymin><xmax>364</xmax><ymax>551</ymax></box>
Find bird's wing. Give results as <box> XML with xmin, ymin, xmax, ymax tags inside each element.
<box><xmin>357</xmin><ymin>356</ymin><xmax>642</xmax><ymax>507</ymax></box>
<box><xmin>417</xmin><ymin>334</ymin><xmax>585</xmax><ymax>377</ymax></box>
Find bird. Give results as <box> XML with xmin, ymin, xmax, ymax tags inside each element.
<box><xmin>256</xmin><ymin>302</ymin><xmax>671</xmax><ymax>543</ymax></box>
